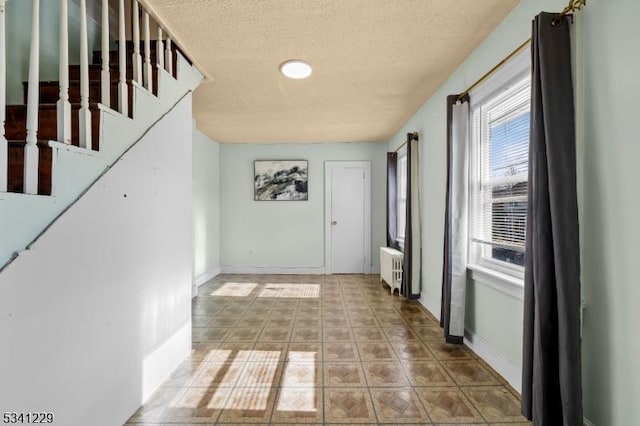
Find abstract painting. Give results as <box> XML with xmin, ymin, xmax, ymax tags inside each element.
<box><xmin>254</xmin><ymin>160</ymin><xmax>308</xmax><ymax>201</ymax></box>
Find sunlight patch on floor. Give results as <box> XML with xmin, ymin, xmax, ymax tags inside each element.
<box><xmin>211</xmin><ymin>282</ymin><xmax>258</xmax><ymax>297</ymax></box>
<box><xmin>258</xmin><ymin>283</ymin><xmax>320</xmax><ymax>298</ymax></box>
<box><xmin>277</xmin><ymin>387</ymin><xmax>317</xmax><ymax>412</ymax></box>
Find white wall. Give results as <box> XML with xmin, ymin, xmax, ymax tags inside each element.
<box><xmin>193</xmin><ymin>127</ymin><xmax>221</xmax><ymax>285</ymax></box>
<box><xmin>387</xmin><ymin>0</ymin><xmax>640</xmax><ymax>423</ymax></box>
<box><xmin>0</xmin><ymin>96</ymin><xmax>194</xmax><ymax>426</ymax></box>
<box><xmin>219</xmin><ymin>142</ymin><xmax>387</xmax><ymax>273</ymax></box>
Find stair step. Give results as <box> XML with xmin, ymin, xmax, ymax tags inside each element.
<box><xmin>5</xmin><ymin>41</ymin><xmax>185</xmax><ymax>197</ymax></box>
<box><xmin>68</xmin><ymin>64</ymin><xmax>159</xmax><ymax>96</ymax></box>
<box><xmin>7</xmin><ymin>141</ymin><xmax>53</xmax><ymax>195</ymax></box>
<box><xmin>92</xmin><ymin>47</ymin><xmax>176</xmax><ymax>68</ymax></box>
<box><xmin>23</xmin><ymin>80</ymin><xmax>134</xmax><ymax>111</ymax></box>
<box><xmin>6</xmin><ymin>104</ymin><xmax>100</xmax><ymax>151</ymax></box>
<box><xmin>68</xmin><ymin>63</ymin><xmax>130</xmax><ymax>82</ymax></box>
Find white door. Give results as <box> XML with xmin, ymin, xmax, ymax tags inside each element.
<box><xmin>325</xmin><ymin>162</ymin><xmax>371</xmax><ymax>274</ymax></box>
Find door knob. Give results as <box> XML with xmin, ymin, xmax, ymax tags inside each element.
<box><xmin>331</xmin><ymin>221</ymin><xmax>337</xmax><ymax>225</ymax></box>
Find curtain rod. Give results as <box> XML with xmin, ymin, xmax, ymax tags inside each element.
<box><xmin>553</xmin><ymin>0</ymin><xmax>586</xmax><ymax>25</ymax></box>
<box><xmin>456</xmin><ymin>0</ymin><xmax>586</xmax><ymax>102</ymax></box>
<box><xmin>394</xmin><ymin>132</ymin><xmax>419</xmax><ymax>153</ymax></box>
<box><xmin>456</xmin><ymin>38</ymin><xmax>530</xmax><ymax>102</ymax></box>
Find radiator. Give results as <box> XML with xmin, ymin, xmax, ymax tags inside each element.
<box><xmin>380</xmin><ymin>247</ymin><xmax>403</xmax><ymax>295</ymax></box>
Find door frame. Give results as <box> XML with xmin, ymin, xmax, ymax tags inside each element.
<box><xmin>324</xmin><ymin>161</ymin><xmax>371</xmax><ymax>274</ymax></box>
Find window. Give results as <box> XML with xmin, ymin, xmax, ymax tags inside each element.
<box><xmin>469</xmin><ymin>51</ymin><xmax>531</xmax><ymax>277</ymax></box>
<box><xmin>397</xmin><ymin>148</ymin><xmax>407</xmax><ymax>242</ymax></box>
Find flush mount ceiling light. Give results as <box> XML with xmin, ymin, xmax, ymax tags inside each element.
<box><xmin>280</xmin><ymin>60</ymin><xmax>312</xmax><ymax>79</ymax></box>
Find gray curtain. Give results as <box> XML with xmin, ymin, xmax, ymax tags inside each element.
<box><xmin>386</xmin><ymin>152</ymin><xmax>399</xmax><ymax>249</ymax></box>
<box><xmin>521</xmin><ymin>12</ymin><xmax>582</xmax><ymax>424</ymax></box>
<box><xmin>441</xmin><ymin>95</ymin><xmax>469</xmax><ymax>345</ymax></box>
<box><xmin>401</xmin><ymin>133</ymin><xmax>421</xmax><ymax>299</ymax></box>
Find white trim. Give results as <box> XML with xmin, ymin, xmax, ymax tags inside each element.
<box><xmin>464</xmin><ymin>328</ymin><xmax>522</xmax><ymax>393</ymax></box>
<box><xmin>48</xmin><ymin>141</ymin><xmax>102</xmax><ymax>157</ymax></box>
<box><xmin>468</xmin><ymin>264</ymin><xmax>524</xmax><ymax>301</ymax></box>
<box><xmin>98</xmin><ymin>102</ymin><xmax>134</xmax><ymax>122</ymax></box>
<box><xmin>583</xmin><ymin>417</ymin><xmax>596</xmax><ymax>426</ymax></box>
<box><xmin>220</xmin><ymin>265</ymin><xmax>326</xmax><ymax>275</ymax></box>
<box><xmin>141</xmin><ymin>322</ymin><xmax>191</xmax><ymax>402</ymax></box>
<box><xmin>324</xmin><ymin>161</ymin><xmax>372</xmax><ymax>275</ymax></box>
<box><xmin>469</xmin><ymin>47</ymin><xmax>531</xmax><ymax>108</ymax></box>
<box><xmin>417</xmin><ymin>295</ymin><xmax>522</xmax><ymax>393</ymax></box>
<box><xmin>194</xmin><ymin>267</ymin><xmax>220</xmax><ymax>287</ymax></box>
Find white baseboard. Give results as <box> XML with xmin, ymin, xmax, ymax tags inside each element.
<box><xmin>142</xmin><ymin>322</ymin><xmax>191</xmax><ymax>402</ymax></box>
<box><xmin>583</xmin><ymin>417</ymin><xmax>595</xmax><ymax>426</ymax></box>
<box><xmin>220</xmin><ymin>265</ymin><xmax>326</xmax><ymax>275</ymax></box>
<box><xmin>463</xmin><ymin>328</ymin><xmax>522</xmax><ymax>393</ymax></box>
<box><xmin>194</xmin><ymin>267</ymin><xmax>221</xmax><ymax>287</ymax></box>
<box><xmin>417</xmin><ymin>295</ymin><xmax>520</xmax><ymax>393</ymax></box>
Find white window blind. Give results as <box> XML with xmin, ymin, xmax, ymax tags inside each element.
<box><xmin>471</xmin><ymin>77</ymin><xmax>530</xmax><ymax>268</ymax></box>
<box><xmin>397</xmin><ymin>152</ymin><xmax>407</xmax><ymax>240</ymax></box>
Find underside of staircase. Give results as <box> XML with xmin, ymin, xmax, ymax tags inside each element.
<box><xmin>5</xmin><ymin>42</ymin><xmax>179</xmax><ymax>196</ymax></box>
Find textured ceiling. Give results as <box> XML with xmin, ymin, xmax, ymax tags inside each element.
<box><xmin>144</xmin><ymin>0</ymin><xmax>519</xmax><ymax>143</ymax></box>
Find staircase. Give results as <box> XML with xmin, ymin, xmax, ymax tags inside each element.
<box><xmin>5</xmin><ymin>42</ymin><xmax>182</xmax><ymax>195</ymax></box>
<box><xmin>0</xmin><ymin>0</ymin><xmax>203</xmax><ymax>268</ymax></box>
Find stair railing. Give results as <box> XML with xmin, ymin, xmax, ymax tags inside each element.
<box><xmin>132</xmin><ymin>0</ymin><xmax>142</xmax><ymax>85</ymax></box>
<box><xmin>143</xmin><ymin>10</ymin><xmax>152</xmax><ymax>92</ymax></box>
<box><xmin>117</xmin><ymin>0</ymin><xmax>127</xmax><ymax>116</ymax></box>
<box><xmin>58</xmin><ymin>0</ymin><xmax>71</xmax><ymax>145</ymax></box>
<box><xmin>78</xmin><ymin>0</ymin><xmax>91</xmax><ymax>149</ymax></box>
<box><xmin>101</xmin><ymin>0</ymin><xmax>110</xmax><ymax>109</ymax></box>
<box><xmin>0</xmin><ymin>0</ymin><xmax>7</xmax><ymax>192</ymax></box>
<box><xmin>1</xmin><ymin>0</ymin><xmax>187</xmax><ymax>195</ymax></box>
<box><xmin>24</xmin><ymin>0</ymin><xmax>40</xmax><ymax>194</ymax></box>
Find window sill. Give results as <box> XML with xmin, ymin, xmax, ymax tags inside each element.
<box><xmin>467</xmin><ymin>264</ymin><xmax>524</xmax><ymax>301</ymax></box>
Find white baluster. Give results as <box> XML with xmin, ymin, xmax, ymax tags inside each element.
<box><xmin>143</xmin><ymin>11</ymin><xmax>151</xmax><ymax>92</ymax></box>
<box><xmin>165</xmin><ymin>36</ymin><xmax>173</xmax><ymax>77</ymax></box>
<box><xmin>117</xmin><ymin>0</ymin><xmax>127</xmax><ymax>116</ymax></box>
<box><xmin>156</xmin><ymin>27</ymin><xmax>164</xmax><ymax>75</ymax></box>
<box><xmin>101</xmin><ymin>0</ymin><xmax>110</xmax><ymax>108</ymax></box>
<box><xmin>78</xmin><ymin>0</ymin><xmax>91</xmax><ymax>149</ymax></box>
<box><xmin>0</xmin><ymin>0</ymin><xmax>7</xmax><ymax>192</ymax></box>
<box><xmin>132</xmin><ymin>0</ymin><xmax>142</xmax><ymax>85</ymax></box>
<box><xmin>24</xmin><ymin>0</ymin><xmax>40</xmax><ymax>194</ymax></box>
<box><xmin>57</xmin><ymin>0</ymin><xmax>71</xmax><ymax>144</ymax></box>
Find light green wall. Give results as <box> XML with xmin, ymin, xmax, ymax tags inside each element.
<box><xmin>387</xmin><ymin>0</ymin><xmax>640</xmax><ymax>423</ymax></box>
<box><xmin>219</xmin><ymin>142</ymin><xmax>387</xmax><ymax>271</ymax></box>
<box><xmin>580</xmin><ymin>0</ymin><xmax>640</xmax><ymax>423</ymax></box>
<box><xmin>6</xmin><ymin>0</ymin><xmax>102</xmax><ymax>105</ymax></box>
<box><xmin>193</xmin><ymin>127</ymin><xmax>221</xmax><ymax>278</ymax></box>
<box><xmin>464</xmin><ymin>277</ymin><xmax>523</xmax><ymax>364</ymax></box>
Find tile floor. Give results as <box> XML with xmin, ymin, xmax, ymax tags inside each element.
<box><xmin>127</xmin><ymin>274</ymin><xmax>529</xmax><ymax>425</ymax></box>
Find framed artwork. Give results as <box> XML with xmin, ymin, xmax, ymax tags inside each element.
<box><xmin>254</xmin><ymin>160</ymin><xmax>308</xmax><ymax>201</ymax></box>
